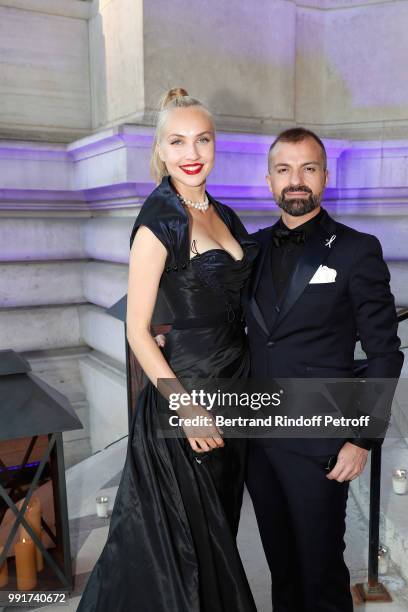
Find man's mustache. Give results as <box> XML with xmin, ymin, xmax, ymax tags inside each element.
<box><xmin>282</xmin><ymin>185</ymin><xmax>313</xmax><ymax>196</ymax></box>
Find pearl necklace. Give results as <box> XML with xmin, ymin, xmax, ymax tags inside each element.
<box><xmin>177</xmin><ymin>192</ymin><xmax>209</xmax><ymax>212</ymax></box>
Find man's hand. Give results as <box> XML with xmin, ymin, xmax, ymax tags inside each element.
<box><xmin>154</xmin><ymin>334</ymin><xmax>166</xmax><ymax>348</ymax></box>
<box><xmin>326</xmin><ymin>442</ymin><xmax>369</xmax><ymax>482</ymax></box>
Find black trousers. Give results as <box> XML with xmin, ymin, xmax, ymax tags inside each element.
<box><xmin>246</xmin><ymin>441</ymin><xmax>353</xmax><ymax>612</ymax></box>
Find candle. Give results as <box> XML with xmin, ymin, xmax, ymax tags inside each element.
<box><xmin>96</xmin><ymin>496</ymin><xmax>109</xmax><ymax>518</ymax></box>
<box><xmin>392</xmin><ymin>469</ymin><xmax>407</xmax><ymax>495</ymax></box>
<box><xmin>378</xmin><ymin>545</ymin><xmax>389</xmax><ymax>575</ymax></box>
<box><xmin>0</xmin><ymin>546</ymin><xmax>9</xmax><ymax>588</ymax></box>
<box><xmin>14</xmin><ymin>538</ymin><xmax>37</xmax><ymax>591</ymax></box>
<box><xmin>18</xmin><ymin>496</ymin><xmax>43</xmax><ymax>571</ymax></box>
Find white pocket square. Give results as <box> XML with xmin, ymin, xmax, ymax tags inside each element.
<box><xmin>309</xmin><ymin>265</ymin><xmax>337</xmax><ymax>284</ymax></box>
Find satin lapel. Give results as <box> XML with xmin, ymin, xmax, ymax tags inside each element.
<box><xmin>250</xmin><ymin>222</ymin><xmax>279</xmax><ymax>297</ymax></box>
<box><xmin>248</xmin><ymin>224</ymin><xmax>278</xmax><ymax>336</ymax></box>
<box><xmin>273</xmin><ymin>211</ymin><xmax>338</xmax><ymax>330</ymax></box>
<box><xmin>249</xmin><ymin>296</ymin><xmax>270</xmax><ymax>336</ymax></box>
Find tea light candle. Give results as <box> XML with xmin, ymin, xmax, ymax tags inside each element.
<box><xmin>15</xmin><ymin>538</ymin><xmax>37</xmax><ymax>591</ymax></box>
<box><xmin>378</xmin><ymin>545</ymin><xmax>389</xmax><ymax>575</ymax></box>
<box><xmin>392</xmin><ymin>469</ymin><xmax>407</xmax><ymax>494</ymax></box>
<box><xmin>0</xmin><ymin>546</ymin><xmax>9</xmax><ymax>588</ymax></box>
<box><xmin>96</xmin><ymin>496</ymin><xmax>109</xmax><ymax>518</ymax></box>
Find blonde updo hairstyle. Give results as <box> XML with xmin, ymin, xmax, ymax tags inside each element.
<box><xmin>150</xmin><ymin>87</ymin><xmax>214</xmax><ymax>183</ymax></box>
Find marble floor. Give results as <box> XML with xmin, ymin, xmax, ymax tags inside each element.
<box><xmin>4</xmin><ymin>436</ymin><xmax>408</xmax><ymax>612</ymax></box>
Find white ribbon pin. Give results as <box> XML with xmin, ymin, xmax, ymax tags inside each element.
<box><xmin>325</xmin><ymin>234</ymin><xmax>336</xmax><ymax>248</ymax></box>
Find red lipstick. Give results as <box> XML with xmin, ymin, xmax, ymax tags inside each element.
<box><xmin>179</xmin><ymin>163</ymin><xmax>204</xmax><ymax>175</ymax></box>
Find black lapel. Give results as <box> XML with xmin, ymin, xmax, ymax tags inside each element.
<box><xmin>249</xmin><ymin>295</ymin><xmax>270</xmax><ymax>336</ymax></box>
<box><xmin>250</xmin><ymin>222</ymin><xmax>279</xmax><ymax>297</ymax></box>
<box><xmin>247</xmin><ymin>223</ymin><xmax>279</xmax><ymax>336</ymax></box>
<box><xmin>272</xmin><ymin>209</ymin><xmax>338</xmax><ymax>330</ymax></box>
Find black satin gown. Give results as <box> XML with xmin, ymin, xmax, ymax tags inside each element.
<box><xmin>77</xmin><ymin>177</ymin><xmax>259</xmax><ymax>612</ymax></box>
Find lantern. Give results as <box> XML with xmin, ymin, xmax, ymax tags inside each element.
<box><xmin>0</xmin><ymin>349</ymin><xmax>83</xmax><ymax>597</ymax></box>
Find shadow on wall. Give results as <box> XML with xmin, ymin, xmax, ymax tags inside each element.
<box><xmin>314</xmin><ymin>59</ymin><xmax>408</xmax><ymax>141</ymax></box>
<box><xmin>206</xmin><ymin>84</ymin><xmax>294</xmax><ymax>134</ymax></box>
<box><xmin>209</xmin><ymin>88</ymin><xmax>261</xmax><ymax>132</ymax></box>
<box><xmin>145</xmin><ymin>56</ymin><xmax>295</xmax><ymax>134</ymax></box>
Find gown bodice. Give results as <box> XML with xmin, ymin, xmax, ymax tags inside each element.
<box><xmin>160</xmin><ymin>245</ymin><xmax>258</xmax><ymax>323</ymax></box>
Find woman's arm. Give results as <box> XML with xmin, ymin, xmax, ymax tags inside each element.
<box><xmin>126</xmin><ymin>225</ymin><xmax>223</xmax><ymax>452</ymax></box>
<box><xmin>127</xmin><ymin>225</ymin><xmax>176</xmax><ymax>384</ymax></box>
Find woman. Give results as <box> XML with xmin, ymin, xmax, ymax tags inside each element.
<box><xmin>77</xmin><ymin>89</ymin><xmax>259</xmax><ymax>611</ymax></box>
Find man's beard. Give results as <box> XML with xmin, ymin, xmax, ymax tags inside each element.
<box><xmin>277</xmin><ymin>185</ymin><xmax>321</xmax><ymax>217</ymax></box>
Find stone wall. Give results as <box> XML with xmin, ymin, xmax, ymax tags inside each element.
<box><xmin>0</xmin><ymin>0</ymin><xmax>91</xmax><ymax>141</ymax></box>
<box><xmin>1</xmin><ymin>0</ymin><xmax>408</xmax><ymax>140</ymax></box>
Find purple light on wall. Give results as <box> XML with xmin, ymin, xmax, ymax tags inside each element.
<box><xmin>1</xmin><ymin>129</ymin><xmax>408</xmax><ymax>215</ymax></box>
<box><xmin>0</xmin><ymin>148</ymin><xmax>68</xmax><ymax>161</ymax></box>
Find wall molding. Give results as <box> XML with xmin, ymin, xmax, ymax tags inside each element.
<box><xmin>1</xmin><ymin>125</ymin><xmax>408</xmax><ymax>214</ymax></box>
<box><xmin>295</xmin><ymin>0</ymin><xmax>398</xmax><ymax>11</ymax></box>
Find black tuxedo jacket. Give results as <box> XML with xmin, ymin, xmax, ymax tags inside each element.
<box><xmin>244</xmin><ymin>209</ymin><xmax>404</xmax><ymax>455</ymax></box>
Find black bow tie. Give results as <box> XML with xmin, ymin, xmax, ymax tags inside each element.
<box><xmin>271</xmin><ymin>227</ymin><xmax>306</xmax><ymax>248</ymax></box>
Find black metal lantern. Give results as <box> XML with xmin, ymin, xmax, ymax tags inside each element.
<box><xmin>0</xmin><ymin>349</ymin><xmax>83</xmax><ymax>598</ymax></box>
<box><xmin>106</xmin><ymin>289</ymin><xmax>173</xmax><ymax>429</ymax></box>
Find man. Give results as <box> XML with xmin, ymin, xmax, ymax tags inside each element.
<box><xmin>244</xmin><ymin>128</ymin><xmax>404</xmax><ymax>611</ymax></box>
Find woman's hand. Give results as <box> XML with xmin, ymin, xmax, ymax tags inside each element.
<box><xmin>180</xmin><ymin>405</ymin><xmax>225</xmax><ymax>453</ymax></box>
